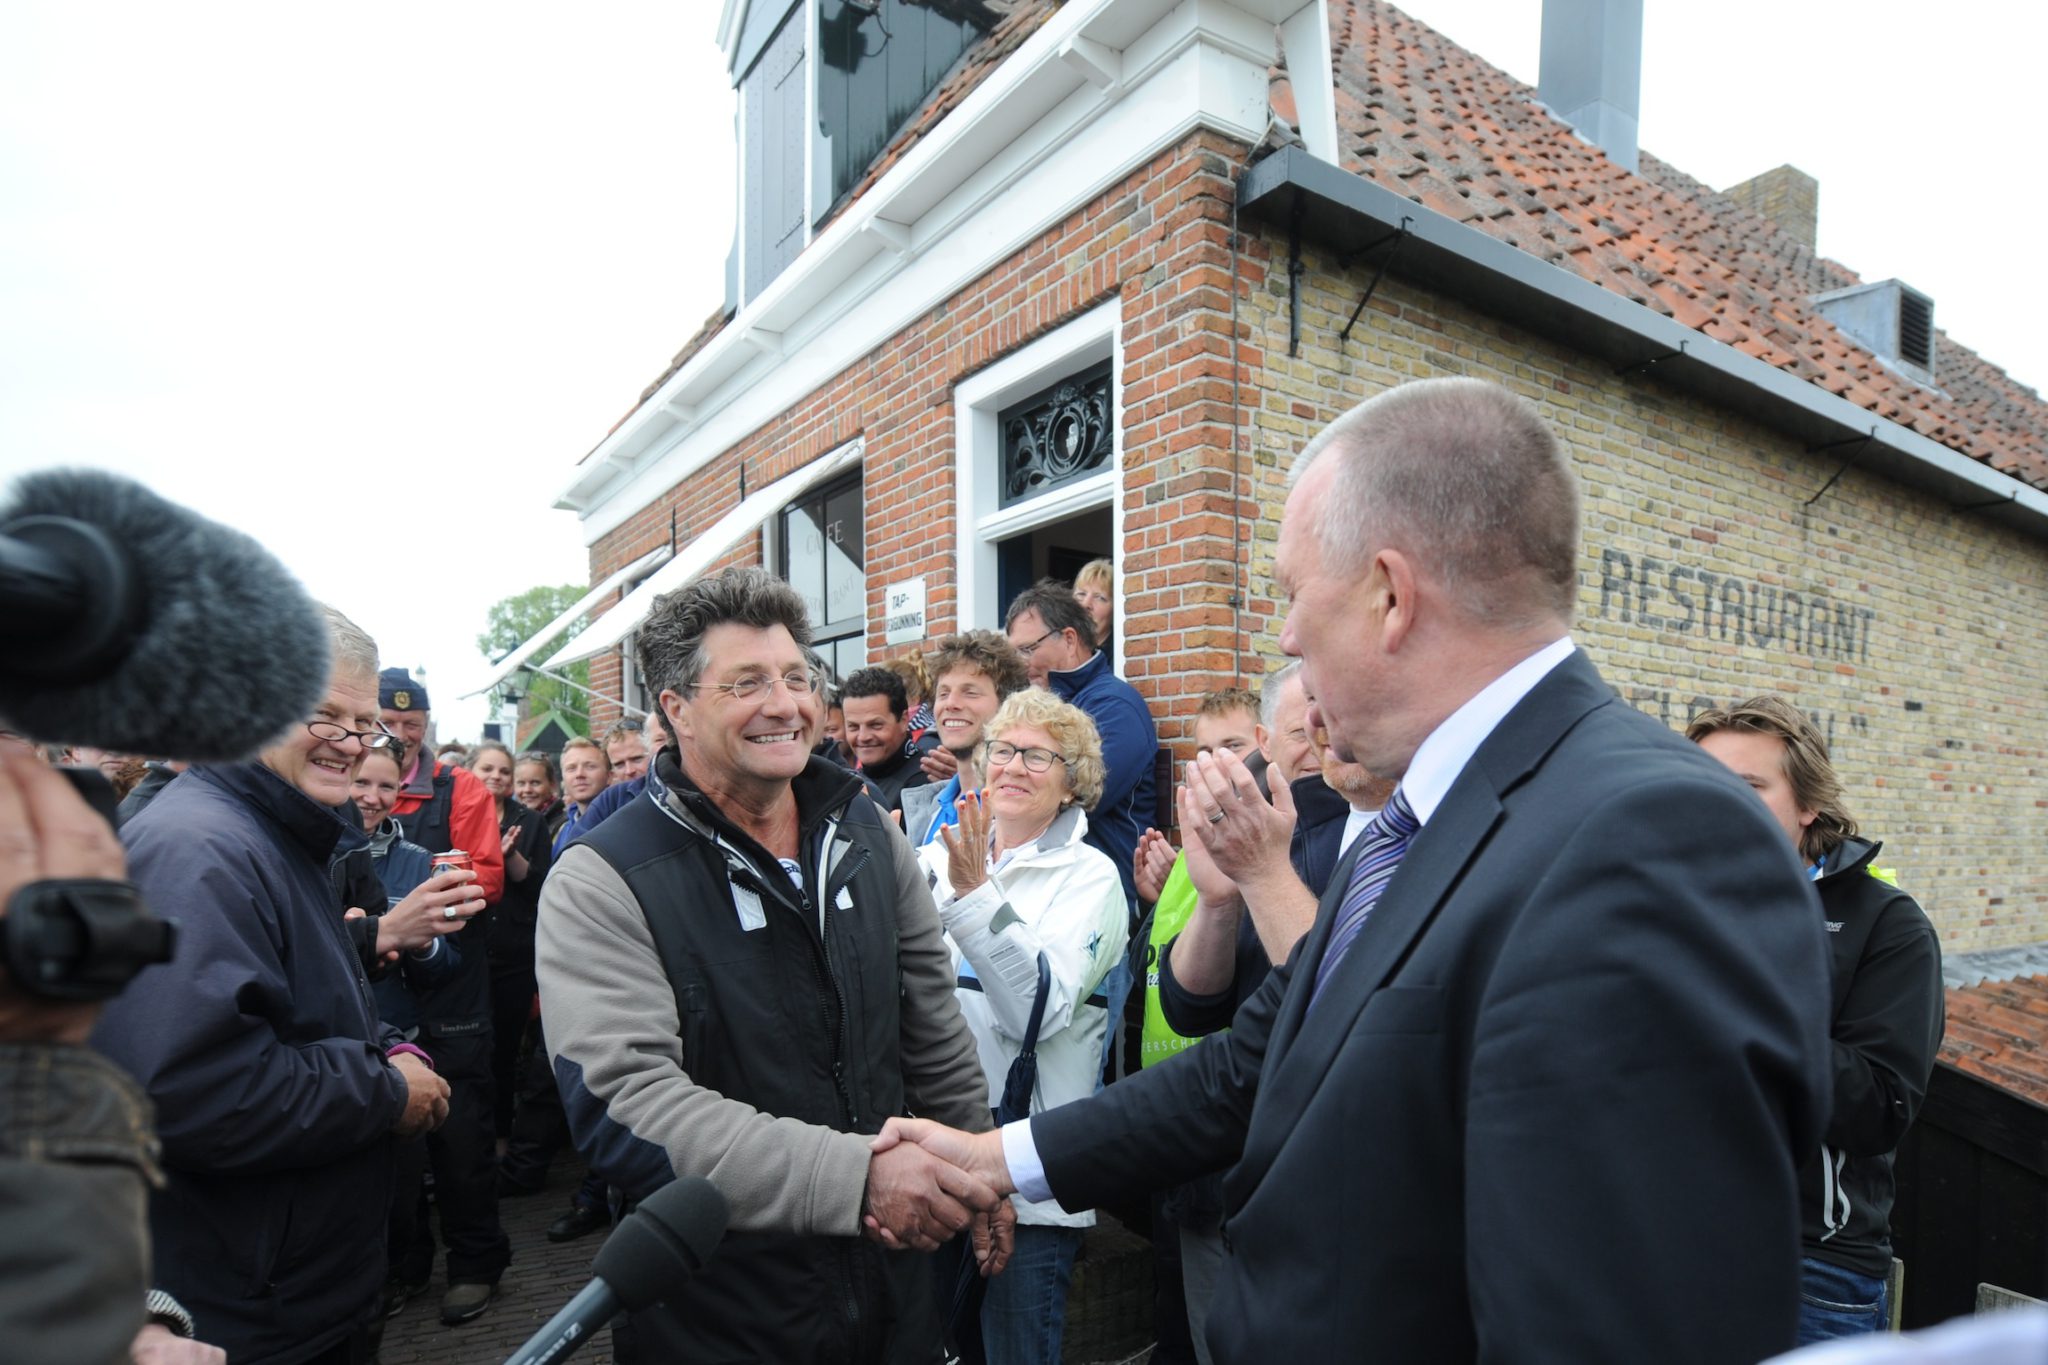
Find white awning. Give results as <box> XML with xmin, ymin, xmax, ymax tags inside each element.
<box><xmin>459</xmin><ymin>544</ymin><xmax>673</xmax><ymax>698</ymax></box>
<box><xmin>542</xmin><ymin>442</ymin><xmax>863</xmax><ymax>670</ymax></box>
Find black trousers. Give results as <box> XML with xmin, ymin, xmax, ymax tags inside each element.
<box><xmin>488</xmin><ymin>961</ymin><xmax>537</xmax><ymax>1139</ymax></box>
<box><xmin>386</xmin><ymin>1134</ymin><xmax>430</xmax><ymax>1284</ymax></box>
<box><xmin>394</xmin><ymin>1030</ymin><xmax>512</xmax><ymax>1285</ymax></box>
<box><xmin>296</xmin><ymin>1321</ymin><xmax>381</xmax><ymax>1365</ymax></box>
<box><xmin>500</xmin><ymin>1017</ymin><xmax>607</xmax><ymax>1210</ymax></box>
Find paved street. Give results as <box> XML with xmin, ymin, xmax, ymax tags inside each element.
<box><xmin>379</xmin><ymin>1160</ymin><xmax>613</xmax><ymax>1365</ymax></box>
<box><xmin>378</xmin><ymin>1156</ymin><xmax>1158</xmax><ymax>1364</ymax></box>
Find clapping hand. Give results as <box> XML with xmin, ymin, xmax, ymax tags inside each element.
<box><xmin>1182</xmin><ymin>750</ymin><xmax>1295</xmax><ymax>892</ymax></box>
<box><xmin>1134</xmin><ymin>827</ymin><xmax>1177</xmax><ymax>904</ymax></box>
<box><xmin>936</xmin><ymin>791</ymin><xmax>992</xmax><ymax>894</ymax></box>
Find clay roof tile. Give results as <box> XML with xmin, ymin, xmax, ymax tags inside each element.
<box><xmin>1324</xmin><ymin>0</ymin><xmax>2046</xmax><ymax>484</ymax></box>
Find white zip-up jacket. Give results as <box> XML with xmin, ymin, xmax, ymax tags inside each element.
<box><xmin>918</xmin><ymin>804</ymin><xmax>1130</xmax><ymax>1228</ymax></box>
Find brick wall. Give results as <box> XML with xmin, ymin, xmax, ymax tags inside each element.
<box><xmin>1236</xmin><ymin>231</ymin><xmax>2048</xmax><ymax>954</ymax></box>
<box><xmin>586</xmin><ymin>129</ymin><xmax>1271</xmax><ymax>740</ymax></box>
<box><xmin>1722</xmin><ymin>165</ymin><xmax>1820</xmax><ymax>250</ymax></box>
<box><xmin>582</xmin><ymin>133</ymin><xmax>2045</xmax><ymax>952</ymax></box>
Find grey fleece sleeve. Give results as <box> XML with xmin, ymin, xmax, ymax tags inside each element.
<box><xmin>536</xmin><ymin>845</ymin><xmax>877</xmax><ymax>1236</ymax></box>
<box><xmin>883</xmin><ymin>829</ymin><xmax>994</xmax><ymax>1136</ymax></box>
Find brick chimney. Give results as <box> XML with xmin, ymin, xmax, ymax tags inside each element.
<box><xmin>1724</xmin><ymin>165</ymin><xmax>1819</xmax><ymax>249</ymax></box>
<box><xmin>1539</xmin><ymin>0</ymin><xmax>1643</xmax><ymax>173</ymax></box>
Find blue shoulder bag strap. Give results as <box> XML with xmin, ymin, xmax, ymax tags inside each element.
<box><xmin>993</xmin><ymin>952</ymin><xmax>1052</xmax><ymax>1127</ymax></box>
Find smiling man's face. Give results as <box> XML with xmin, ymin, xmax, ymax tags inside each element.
<box><xmin>263</xmin><ymin>666</ymin><xmax>380</xmax><ymax>807</ymax></box>
<box><xmin>663</xmin><ymin>623</ymin><xmax>819</xmax><ymax>800</ymax></box>
<box><xmin>842</xmin><ymin>693</ymin><xmax>909</xmax><ymax>768</ymax></box>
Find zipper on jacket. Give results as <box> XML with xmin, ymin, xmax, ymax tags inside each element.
<box><xmin>819</xmin><ymin>843</ymin><xmax>872</xmax><ymax>1129</ymax></box>
<box><xmin>799</xmin><ymin>880</ymin><xmax>859</xmax><ymax>1131</ymax></box>
<box><xmin>803</xmin><ymin>843</ymin><xmax>866</xmax><ymax>1350</ymax></box>
<box><xmin>731</xmin><ymin>848</ymin><xmax>862</xmax><ymax>1130</ymax></box>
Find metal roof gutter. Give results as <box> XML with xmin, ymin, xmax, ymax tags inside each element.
<box><xmin>1237</xmin><ymin>147</ymin><xmax>2048</xmax><ymax>544</ymax></box>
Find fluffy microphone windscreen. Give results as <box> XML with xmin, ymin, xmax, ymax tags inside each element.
<box><xmin>592</xmin><ymin>1177</ymin><xmax>729</xmax><ymax>1312</ymax></box>
<box><xmin>0</xmin><ymin>469</ymin><xmax>332</xmax><ymax>761</ymax></box>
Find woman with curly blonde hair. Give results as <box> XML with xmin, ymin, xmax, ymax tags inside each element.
<box><xmin>918</xmin><ymin>689</ymin><xmax>1128</xmax><ymax>1364</ymax></box>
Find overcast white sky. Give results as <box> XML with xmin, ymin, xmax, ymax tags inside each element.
<box><xmin>3</xmin><ymin>2</ymin><xmax>2040</xmax><ymax>741</ymax></box>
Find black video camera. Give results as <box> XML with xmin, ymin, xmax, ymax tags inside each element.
<box><xmin>0</xmin><ymin>767</ymin><xmax>175</xmax><ymax>1001</ymax></box>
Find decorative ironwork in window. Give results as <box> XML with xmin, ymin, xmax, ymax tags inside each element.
<box><xmin>998</xmin><ymin>361</ymin><xmax>1113</xmax><ymax>508</ymax></box>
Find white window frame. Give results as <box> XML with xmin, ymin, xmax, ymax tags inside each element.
<box><xmin>952</xmin><ymin>300</ymin><xmax>1123</xmax><ymax>657</ymax></box>
<box><xmin>759</xmin><ymin>466</ymin><xmax>870</xmax><ymax>679</ymax></box>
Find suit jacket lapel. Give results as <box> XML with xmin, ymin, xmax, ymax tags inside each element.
<box><xmin>1261</xmin><ymin>831</ymin><xmax>1368</xmax><ymax>1065</ymax></box>
<box><xmin>1248</xmin><ymin>784</ymin><xmax>1504</xmax><ymax>1147</ymax></box>
<box><xmin>1233</xmin><ymin>650</ymin><xmax>1618</xmax><ymax>1194</ymax></box>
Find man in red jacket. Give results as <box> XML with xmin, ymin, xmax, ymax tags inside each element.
<box><xmin>379</xmin><ymin>669</ymin><xmax>503</xmax><ymax>902</ymax></box>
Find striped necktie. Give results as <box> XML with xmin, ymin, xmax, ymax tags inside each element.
<box><xmin>1309</xmin><ymin>786</ymin><xmax>1420</xmax><ymax>1008</ymax></box>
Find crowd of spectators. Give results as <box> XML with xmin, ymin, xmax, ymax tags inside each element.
<box><xmin>4</xmin><ymin>426</ymin><xmax>1962</xmax><ymax>1365</ymax></box>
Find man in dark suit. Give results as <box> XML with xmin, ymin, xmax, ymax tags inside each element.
<box><xmin>869</xmin><ymin>377</ymin><xmax>1833</xmax><ymax>1363</ymax></box>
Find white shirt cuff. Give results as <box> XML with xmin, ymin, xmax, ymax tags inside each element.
<box><xmin>1000</xmin><ymin>1118</ymin><xmax>1054</xmax><ymax>1204</ymax></box>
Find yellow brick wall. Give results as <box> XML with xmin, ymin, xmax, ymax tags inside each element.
<box><xmin>1238</xmin><ymin>233</ymin><xmax>2048</xmax><ymax>954</ymax></box>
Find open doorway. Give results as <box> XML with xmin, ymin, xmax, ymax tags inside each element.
<box><xmin>995</xmin><ymin>504</ymin><xmax>1111</xmax><ymax>618</ymax></box>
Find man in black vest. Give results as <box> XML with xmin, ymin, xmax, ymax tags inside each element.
<box><xmin>377</xmin><ymin>671</ymin><xmax>512</xmax><ymax>1325</ymax></box>
<box><xmin>537</xmin><ymin>565</ymin><xmax>1007</xmax><ymax>1363</ymax></box>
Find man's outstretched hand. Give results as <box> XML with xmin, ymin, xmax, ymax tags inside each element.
<box><xmin>861</xmin><ymin>1133</ymin><xmax>1005</xmax><ymax>1252</ymax></box>
<box><xmin>863</xmin><ymin>1117</ymin><xmax>1019</xmax><ymax>1253</ymax></box>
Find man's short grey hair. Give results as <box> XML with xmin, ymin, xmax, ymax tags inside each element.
<box><xmin>634</xmin><ymin>565</ymin><xmax>814</xmax><ymax>707</ymax></box>
<box><xmin>320</xmin><ymin>604</ymin><xmax>379</xmax><ymax>681</ymax></box>
<box><xmin>1290</xmin><ymin>378</ymin><xmax>1581</xmax><ymax>627</ymax></box>
<box><xmin>1260</xmin><ymin>660</ymin><xmax>1304</xmax><ymax>728</ymax></box>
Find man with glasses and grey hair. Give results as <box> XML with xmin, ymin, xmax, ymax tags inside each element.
<box><xmin>538</xmin><ymin>564</ymin><xmax>1008</xmax><ymax>1364</ymax></box>
<box><xmin>94</xmin><ymin>604</ymin><xmax>453</xmax><ymax>1365</ymax></box>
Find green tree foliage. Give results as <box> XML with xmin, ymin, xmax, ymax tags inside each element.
<box><xmin>477</xmin><ymin>584</ymin><xmax>591</xmax><ymax>735</ymax></box>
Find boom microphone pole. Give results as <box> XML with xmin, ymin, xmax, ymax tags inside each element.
<box><xmin>504</xmin><ymin>1177</ymin><xmax>729</xmax><ymax>1365</ymax></box>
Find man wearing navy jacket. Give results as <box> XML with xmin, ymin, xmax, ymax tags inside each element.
<box><xmin>1004</xmin><ymin>581</ymin><xmax>1156</xmax><ymax>913</ymax></box>
<box><xmin>95</xmin><ymin>608</ymin><xmax>449</xmax><ymax>1365</ymax></box>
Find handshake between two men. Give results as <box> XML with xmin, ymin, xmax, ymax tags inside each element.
<box><xmin>860</xmin><ymin>1118</ymin><xmax>1016</xmax><ymax>1276</ymax></box>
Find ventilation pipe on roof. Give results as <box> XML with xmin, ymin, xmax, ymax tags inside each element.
<box><xmin>1538</xmin><ymin>0</ymin><xmax>1643</xmax><ymax>174</ymax></box>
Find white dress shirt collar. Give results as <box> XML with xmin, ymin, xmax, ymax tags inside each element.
<box><xmin>1398</xmin><ymin>636</ymin><xmax>1577</xmax><ymax>826</ymax></box>
<box><xmin>1339</xmin><ymin>806</ymin><xmax>1379</xmax><ymax>857</ymax></box>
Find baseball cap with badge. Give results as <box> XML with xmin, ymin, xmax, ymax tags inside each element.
<box><xmin>379</xmin><ymin>667</ymin><xmax>429</xmax><ymax>713</ymax></box>
<box><xmin>378</xmin><ymin>668</ymin><xmax>432</xmax><ymax>767</ymax></box>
